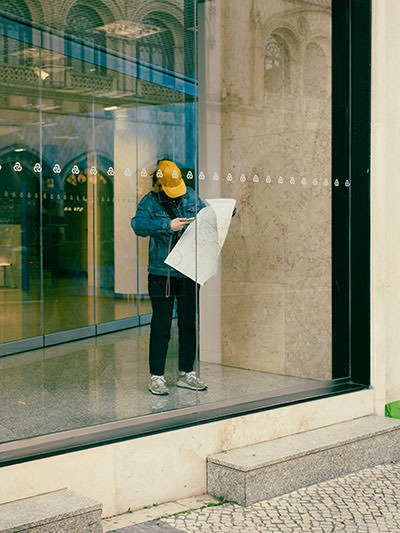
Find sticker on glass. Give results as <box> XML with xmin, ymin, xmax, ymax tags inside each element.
<box><xmin>186</xmin><ymin>171</ymin><xmax>193</xmax><ymax>180</ymax></box>
<box><xmin>156</xmin><ymin>169</ymin><xmax>163</xmax><ymax>178</ymax></box>
<box><xmin>312</xmin><ymin>178</ymin><xmax>318</xmax><ymax>186</ymax></box>
<box><xmin>90</xmin><ymin>166</ymin><xmax>97</xmax><ymax>176</ymax></box>
<box><xmin>213</xmin><ymin>172</ymin><xmax>220</xmax><ymax>181</ymax></box>
<box><xmin>290</xmin><ymin>177</ymin><xmax>295</xmax><ymax>185</ymax></box>
<box><xmin>124</xmin><ymin>168</ymin><xmax>131</xmax><ymax>177</ymax></box>
<box><xmin>345</xmin><ymin>179</ymin><xmax>350</xmax><ymax>187</ymax></box>
<box><xmin>53</xmin><ymin>164</ymin><xmax>61</xmax><ymax>174</ymax></box>
<box><xmin>323</xmin><ymin>179</ymin><xmax>329</xmax><ymax>186</ymax></box>
<box><xmin>253</xmin><ymin>174</ymin><xmax>259</xmax><ymax>183</ymax></box>
<box><xmin>266</xmin><ymin>175</ymin><xmax>272</xmax><ymax>183</ymax></box>
<box><xmin>278</xmin><ymin>176</ymin><xmax>284</xmax><ymax>184</ymax></box>
<box><xmin>72</xmin><ymin>165</ymin><xmax>80</xmax><ymax>175</ymax></box>
<box><xmin>33</xmin><ymin>163</ymin><xmax>42</xmax><ymax>173</ymax></box>
<box><xmin>301</xmin><ymin>177</ymin><xmax>307</xmax><ymax>185</ymax></box>
<box><xmin>334</xmin><ymin>179</ymin><xmax>340</xmax><ymax>187</ymax></box>
<box><xmin>226</xmin><ymin>173</ymin><xmax>233</xmax><ymax>182</ymax></box>
<box><xmin>107</xmin><ymin>167</ymin><xmax>115</xmax><ymax>176</ymax></box>
<box><xmin>13</xmin><ymin>162</ymin><xmax>22</xmax><ymax>172</ymax></box>
<box><xmin>240</xmin><ymin>174</ymin><xmax>246</xmax><ymax>183</ymax></box>
<box><xmin>140</xmin><ymin>168</ymin><xmax>148</xmax><ymax>177</ymax></box>
<box><xmin>199</xmin><ymin>171</ymin><xmax>205</xmax><ymax>180</ymax></box>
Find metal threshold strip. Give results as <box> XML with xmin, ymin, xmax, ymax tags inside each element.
<box><xmin>0</xmin><ymin>380</ymin><xmax>367</xmax><ymax>467</ymax></box>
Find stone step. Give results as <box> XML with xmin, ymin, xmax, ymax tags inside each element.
<box><xmin>0</xmin><ymin>488</ymin><xmax>102</xmax><ymax>532</ymax></box>
<box><xmin>207</xmin><ymin>415</ymin><xmax>400</xmax><ymax>506</ymax></box>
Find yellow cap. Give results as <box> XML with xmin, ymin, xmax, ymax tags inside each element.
<box><xmin>156</xmin><ymin>160</ymin><xmax>186</xmax><ymax>198</ymax></box>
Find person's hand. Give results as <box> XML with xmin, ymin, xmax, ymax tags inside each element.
<box><xmin>170</xmin><ymin>218</ymin><xmax>191</xmax><ymax>232</ymax></box>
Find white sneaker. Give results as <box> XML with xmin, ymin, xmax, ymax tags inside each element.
<box><xmin>149</xmin><ymin>375</ymin><xmax>169</xmax><ymax>395</ymax></box>
<box><xmin>176</xmin><ymin>371</ymin><xmax>208</xmax><ymax>391</ymax></box>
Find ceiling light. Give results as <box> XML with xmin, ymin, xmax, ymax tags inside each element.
<box><xmin>94</xmin><ymin>20</ymin><xmax>164</xmax><ymax>40</ymax></box>
<box><xmin>33</xmin><ymin>67</ymin><xmax>50</xmax><ymax>80</ymax></box>
<box><xmin>14</xmin><ymin>148</ymin><xmax>25</xmax><ymax>152</ymax></box>
<box><xmin>104</xmin><ymin>105</ymin><xmax>119</xmax><ymax>111</ymax></box>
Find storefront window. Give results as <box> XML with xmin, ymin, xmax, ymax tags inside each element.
<box><xmin>0</xmin><ymin>0</ymin><xmax>368</xmax><ymax>451</ymax></box>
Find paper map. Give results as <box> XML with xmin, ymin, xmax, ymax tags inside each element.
<box><xmin>165</xmin><ymin>198</ymin><xmax>236</xmax><ymax>286</ymax></box>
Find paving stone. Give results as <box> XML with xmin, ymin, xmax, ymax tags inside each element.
<box><xmin>157</xmin><ymin>463</ymin><xmax>400</xmax><ymax>532</ymax></box>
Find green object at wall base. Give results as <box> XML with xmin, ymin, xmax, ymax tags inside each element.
<box><xmin>385</xmin><ymin>401</ymin><xmax>400</xmax><ymax>419</ymax></box>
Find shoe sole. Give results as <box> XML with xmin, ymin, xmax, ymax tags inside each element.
<box><xmin>176</xmin><ymin>381</ymin><xmax>207</xmax><ymax>391</ymax></box>
<box><xmin>148</xmin><ymin>387</ymin><xmax>169</xmax><ymax>395</ymax></box>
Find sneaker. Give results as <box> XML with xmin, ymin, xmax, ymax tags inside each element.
<box><xmin>149</xmin><ymin>375</ymin><xmax>169</xmax><ymax>395</ymax></box>
<box><xmin>176</xmin><ymin>371</ymin><xmax>208</xmax><ymax>391</ymax></box>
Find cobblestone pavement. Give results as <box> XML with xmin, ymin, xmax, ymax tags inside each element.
<box><xmin>154</xmin><ymin>463</ymin><xmax>400</xmax><ymax>532</ymax></box>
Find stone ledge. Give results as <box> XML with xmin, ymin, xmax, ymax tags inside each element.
<box><xmin>207</xmin><ymin>415</ymin><xmax>400</xmax><ymax>506</ymax></box>
<box><xmin>0</xmin><ymin>488</ymin><xmax>102</xmax><ymax>532</ymax></box>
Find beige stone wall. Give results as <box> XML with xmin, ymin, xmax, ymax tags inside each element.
<box><xmin>371</xmin><ymin>0</ymin><xmax>400</xmax><ymax>409</ymax></box>
<box><xmin>206</xmin><ymin>0</ymin><xmax>332</xmax><ymax>379</ymax></box>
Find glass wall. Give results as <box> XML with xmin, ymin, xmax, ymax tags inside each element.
<box><xmin>0</xmin><ymin>0</ymin><xmax>361</xmax><ymax>446</ymax></box>
<box><xmin>198</xmin><ymin>0</ymin><xmax>334</xmax><ymax>399</ymax></box>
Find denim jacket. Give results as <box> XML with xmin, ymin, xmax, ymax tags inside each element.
<box><xmin>131</xmin><ymin>188</ymin><xmax>206</xmax><ymax>277</ymax></box>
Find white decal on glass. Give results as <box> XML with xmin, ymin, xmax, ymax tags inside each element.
<box><xmin>33</xmin><ymin>163</ymin><xmax>42</xmax><ymax>173</ymax></box>
<box><xmin>213</xmin><ymin>172</ymin><xmax>220</xmax><ymax>181</ymax></box>
<box><xmin>301</xmin><ymin>177</ymin><xmax>307</xmax><ymax>185</ymax></box>
<box><xmin>226</xmin><ymin>173</ymin><xmax>233</xmax><ymax>182</ymax></box>
<box><xmin>156</xmin><ymin>169</ymin><xmax>163</xmax><ymax>178</ymax></box>
<box><xmin>290</xmin><ymin>177</ymin><xmax>295</xmax><ymax>184</ymax></box>
<box><xmin>90</xmin><ymin>166</ymin><xmax>97</xmax><ymax>176</ymax></box>
<box><xmin>13</xmin><ymin>162</ymin><xmax>22</xmax><ymax>172</ymax></box>
<box><xmin>186</xmin><ymin>171</ymin><xmax>193</xmax><ymax>180</ymax></box>
<box><xmin>107</xmin><ymin>167</ymin><xmax>115</xmax><ymax>176</ymax></box>
<box><xmin>27</xmin><ymin>192</ymin><xmax>31</xmax><ymax>198</ymax></box>
<box><xmin>20</xmin><ymin>192</ymin><xmax>24</xmax><ymax>198</ymax></box>
<box><xmin>240</xmin><ymin>174</ymin><xmax>246</xmax><ymax>183</ymax></box>
<box><xmin>312</xmin><ymin>178</ymin><xmax>318</xmax><ymax>186</ymax></box>
<box><xmin>199</xmin><ymin>171</ymin><xmax>205</xmax><ymax>180</ymax></box>
<box><xmin>253</xmin><ymin>174</ymin><xmax>259</xmax><ymax>183</ymax></box>
<box><xmin>140</xmin><ymin>168</ymin><xmax>148</xmax><ymax>177</ymax></box>
<box><xmin>334</xmin><ymin>179</ymin><xmax>340</xmax><ymax>187</ymax></box>
<box><xmin>278</xmin><ymin>176</ymin><xmax>284</xmax><ymax>184</ymax></box>
<box><xmin>53</xmin><ymin>164</ymin><xmax>61</xmax><ymax>174</ymax></box>
<box><xmin>345</xmin><ymin>179</ymin><xmax>350</xmax><ymax>187</ymax></box>
<box><xmin>4</xmin><ymin>191</ymin><xmax>8</xmax><ymax>197</ymax></box>
<box><xmin>324</xmin><ymin>179</ymin><xmax>329</xmax><ymax>186</ymax></box>
<box><xmin>72</xmin><ymin>165</ymin><xmax>80</xmax><ymax>174</ymax></box>
<box><xmin>266</xmin><ymin>176</ymin><xmax>272</xmax><ymax>183</ymax></box>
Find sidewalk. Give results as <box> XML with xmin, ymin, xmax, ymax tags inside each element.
<box><xmin>102</xmin><ymin>462</ymin><xmax>400</xmax><ymax>532</ymax></box>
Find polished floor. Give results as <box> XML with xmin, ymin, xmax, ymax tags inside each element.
<box><xmin>0</xmin><ymin>279</ymin><xmax>152</xmax><ymax>344</ymax></box>
<box><xmin>0</xmin><ymin>325</ymin><xmax>321</xmax><ymax>444</ymax></box>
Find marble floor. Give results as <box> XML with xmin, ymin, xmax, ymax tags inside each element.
<box><xmin>0</xmin><ymin>325</ymin><xmax>322</xmax><ymax>444</ymax></box>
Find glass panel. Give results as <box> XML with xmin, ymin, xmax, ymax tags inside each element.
<box><xmin>197</xmin><ymin>0</ymin><xmax>333</xmax><ymax>401</ymax></box>
<box><xmin>0</xmin><ymin>13</ymin><xmax>43</xmax><ymax>343</ymax></box>
<box><xmin>40</xmin><ymin>31</ymin><xmax>96</xmax><ymax>333</ymax></box>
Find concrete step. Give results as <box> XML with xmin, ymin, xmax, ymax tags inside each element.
<box><xmin>0</xmin><ymin>488</ymin><xmax>102</xmax><ymax>532</ymax></box>
<box><xmin>207</xmin><ymin>415</ymin><xmax>400</xmax><ymax>506</ymax></box>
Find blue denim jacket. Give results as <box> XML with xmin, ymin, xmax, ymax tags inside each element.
<box><xmin>131</xmin><ymin>188</ymin><xmax>206</xmax><ymax>277</ymax></box>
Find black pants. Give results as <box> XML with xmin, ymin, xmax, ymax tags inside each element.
<box><xmin>148</xmin><ymin>274</ymin><xmax>199</xmax><ymax>376</ymax></box>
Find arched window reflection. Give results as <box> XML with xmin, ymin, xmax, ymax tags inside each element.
<box><xmin>65</xmin><ymin>4</ymin><xmax>106</xmax><ymax>74</ymax></box>
<box><xmin>137</xmin><ymin>17</ymin><xmax>175</xmax><ymax>84</ymax></box>
<box><xmin>0</xmin><ymin>0</ymin><xmax>32</xmax><ymax>66</ymax></box>
<box><xmin>0</xmin><ymin>0</ymin><xmax>31</xmax><ymax>20</ymax></box>
<box><xmin>304</xmin><ymin>42</ymin><xmax>328</xmax><ymax>98</ymax></box>
<box><xmin>264</xmin><ymin>34</ymin><xmax>290</xmax><ymax>95</ymax></box>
